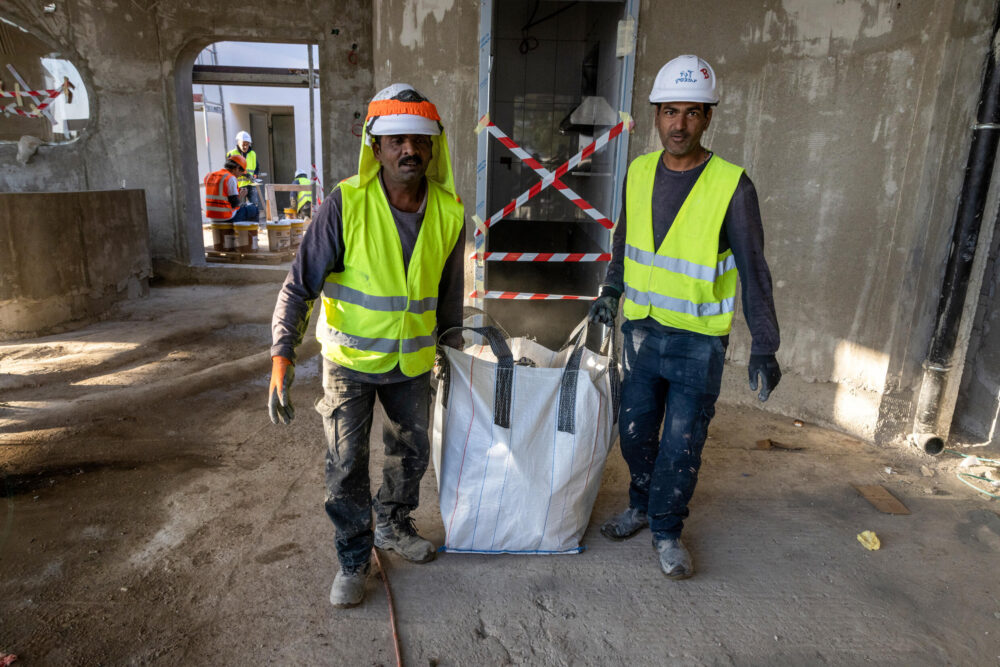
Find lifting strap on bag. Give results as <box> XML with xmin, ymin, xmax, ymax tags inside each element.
<box><xmin>437</xmin><ymin>325</ymin><xmax>514</xmax><ymax>428</ymax></box>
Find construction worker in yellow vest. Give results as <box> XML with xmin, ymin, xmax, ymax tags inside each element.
<box><xmin>268</xmin><ymin>84</ymin><xmax>465</xmax><ymax>609</ymax></box>
<box><xmin>589</xmin><ymin>55</ymin><xmax>781</xmax><ymax>580</ymax></box>
<box><xmin>227</xmin><ymin>131</ymin><xmax>260</xmax><ymax>212</ymax></box>
<box><xmin>293</xmin><ymin>169</ymin><xmax>312</xmax><ymax>218</ymax></box>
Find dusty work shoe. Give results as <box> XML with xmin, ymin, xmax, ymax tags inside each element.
<box><xmin>600</xmin><ymin>507</ymin><xmax>649</xmax><ymax>541</ymax></box>
<box><xmin>374</xmin><ymin>516</ymin><xmax>436</xmax><ymax>563</ymax></box>
<box><xmin>654</xmin><ymin>537</ymin><xmax>694</xmax><ymax>580</ymax></box>
<box><xmin>329</xmin><ymin>563</ymin><xmax>370</xmax><ymax>608</ymax></box>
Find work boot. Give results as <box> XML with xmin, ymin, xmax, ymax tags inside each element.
<box><xmin>600</xmin><ymin>507</ymin><xmax>648</xmax><ymax>541</ymax></box>
<box><xmin>374</xmin><ymin>516</ymin><xmax>436</xmax><ymax>563</ymax></box>
<box><xmin>330</xmin><ymin>562</ymin><xmax>370</xmax><ymax>608</ymax></box>
<box><xmin>654</xmin><ymin>537</ymin><xmax>693</xmax><ymax>580</ymax></box>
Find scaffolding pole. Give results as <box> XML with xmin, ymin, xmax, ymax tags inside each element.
<box><xmin>308</xmin><ymin>44</ymin><xmax>317</xmax><ymax>209</ymax></box>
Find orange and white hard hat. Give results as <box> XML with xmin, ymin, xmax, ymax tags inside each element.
<box><xmin>364</xmin><ymin>83</ymin><xmax>442</xmax><ymax>141</ymax></box>
<box><xmin>229</xmin><ymin>154</ymin><xmax>247</xmax><ymax>170</ymax></box>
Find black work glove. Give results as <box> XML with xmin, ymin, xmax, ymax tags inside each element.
<box><xmin>748</xmin><ymin>354</ymin><xmax>781</xmax><ymax>402</ymax></box>
<box><xmin>588</xmin><ymin>294</ymin><xmax>619</xmax><ymax>326</ymax></box>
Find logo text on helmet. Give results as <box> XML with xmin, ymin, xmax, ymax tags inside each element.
<box><xmin>675</xmin><ymin>70</ymin><xmax>697</xmax><ymax>84</ymax></box>
<box><xmin>700</xmin><ymin>68</ymin><xmax>710</xmax><ymax>79</ymax></box>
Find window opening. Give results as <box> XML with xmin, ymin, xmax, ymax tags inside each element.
<box><xmin>0</xmin><ymin>16</ymin><xmax>90</xmax><ymax>144</ymax></box>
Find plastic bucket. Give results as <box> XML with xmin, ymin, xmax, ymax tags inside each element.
<box><xmin>267</xmin><ymin>222</ymin><xmax>291</xmax><ymax>252</ymax></box>
<box><xmin>290</xmin><ymin>220</ymin><xmax>304</xmax><ymax>247</ymax></box>
<box><xmin>233</xmin><ymin>222</ymin><xmax>257</xmax><ymax>252</ymax></box>
<box><xmin>284</xmin><ymin>207</ymin><xmax>297</xmax><ymax>218</ymax></box>
<box><xmin>211</xmin><ymin>222</ymin><xmax>235</xmax><ymax>251</ymax></box>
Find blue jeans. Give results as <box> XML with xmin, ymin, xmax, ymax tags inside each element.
<box><xmin>315</xmin><ymin>361</ymin><xmax>432</xmax><ymax>571</ymax></box>
<box><xmin>227</xmin><ymin>202</ymin><xmax>258</xmax><ymax>222</ymax></box>
<box><xmin>618</xmin><ymin>320</ymin><xmax>726</xmax><ymax>540</ymax></box>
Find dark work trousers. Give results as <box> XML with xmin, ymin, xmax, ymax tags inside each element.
<box><xmin>618</xmin><ymin>320</ymin><xmax>727</xmax><ymax>540</ymax></box>
<box><xmin>316</xmin><ymin>360</ymin><xmax>432</xmax><ymax>572</ymax></box>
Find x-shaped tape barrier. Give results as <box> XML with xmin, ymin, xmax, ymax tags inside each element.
<box><xmin>472</xmin><ymin>111</ymin><xmax>634</xmax><ymax>238</ymax></box>
<box><xmin>1</xmin><ymin>66</ymin><xmax>64</xmax><ymax>122</ymax></box>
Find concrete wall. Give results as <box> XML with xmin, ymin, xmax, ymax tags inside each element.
<box><xmin>0</xmin><ymin>190</ymin><xmax>150</xmax><ymax>338</ymax></box>
<box><xmin>0</xmin><ymin>0</ymin><xmax>997</xmax><ymax>446</ymax></box>
<box><xmin>0</xmin><ymin>0</ymin><xmax>372</xmax><ymax>265</ymax></box>
<box><xmin>370</xmin><ymin>0</ymin><xmax>998</xmax><ymax>445</ymax></box>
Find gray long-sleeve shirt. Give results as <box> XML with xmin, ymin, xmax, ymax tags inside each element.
<box><xmin>271</xmin><ymin>178</ymin><xmax>466</xmax><ymax>383</ymax></box>
<box><xmin>601</xmin><ymin>154</ymin><xmax>780</xmax><ymax>355</ymax></box>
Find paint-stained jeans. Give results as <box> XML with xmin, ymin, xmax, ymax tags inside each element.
<box><xmin>316</xmin><ymin>360</ymin><xmax>432</xmax><ymax>571</ymax></box>
<box><xmin>619</xmin><ymin>321</ymin><xmax>726</xmax><ymax>540</ymax></box>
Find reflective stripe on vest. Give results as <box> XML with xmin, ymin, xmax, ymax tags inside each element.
<box><xmin>622</xmin><ymin>151</ymin><xmax>743</xmax><ymax>336</ymax></box>
<box><xmin>318</xmin><ymin>177</ymin><xmax>464</xmax><ymax>376</ymax></box>
<box><xmin>204</xmin><ymin>169</ymin><xmax>237</xmax><ymax>220</ymax></box>
<box><xmin>227</xmin><ymin>148</ymin><xmax>257</xmax><ymax>187</ymax></box>
<box><xmin>296</xmin><ymin>177</ymin><xmax>313</xmax><ymax>210</ymax></box>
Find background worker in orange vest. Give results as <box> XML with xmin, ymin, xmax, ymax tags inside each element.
<box><xmin>227</xmin><ymin>131</ymin><xmax>261</xmax><ymax>215</ymax></box>
<box><xmin>203</xmin><ymin>154</ymin><xmax>259</xmax><ymax>222</ymax></box>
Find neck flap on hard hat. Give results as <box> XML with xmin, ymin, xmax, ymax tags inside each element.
<box><xmin>350</xmin><ymin>128</ymin><xmax>456</xmax><ymax>197</ymax></box>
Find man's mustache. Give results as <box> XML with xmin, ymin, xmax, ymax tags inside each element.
<box><xmin>399</xmin><ymin>156</ymin><xmax>423</xmax><ymax>167</ymax></box>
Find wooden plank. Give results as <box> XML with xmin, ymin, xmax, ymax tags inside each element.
<box><xmin>755</xmin><ymin>438</ymin><xmax>804</xmax><ymax>451</ymax></box>
<box><xmin>852</xmin><ymin>484</ymin><xmax>910</xmax><ymax>515</ymax></box>
<box><xmin>205</xmin><ymin>249</ymin><xmax>294</xmax><ymax>265</ymax></box>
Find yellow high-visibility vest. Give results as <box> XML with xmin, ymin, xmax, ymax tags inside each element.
<box><xmin>318</xmin><ymin>177</ymin><xmax>464</xmax><ymax>376</ymax></box>
<box><xmin>227</xmin><ymin>148</ymin><xmax>257</xmax><ymax>188</ymax></box>
<box><xmin>295</xmin><ymin>176</ymin><xmax>313</xmax><ymax>212</ymax></box>
<box><xmin>622</xmin><ymin>151</ymin><xmax>743</xmax><ymax>336</ymax></box>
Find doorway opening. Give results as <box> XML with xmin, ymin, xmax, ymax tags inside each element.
<box><xmin>191</xmin><ymin>41</ymin><xmax>321</xmax><ymax>263</ymax></box>
<box><xmin>475</xmin><ymin>0</ymin><xmax>639</xmax><ymax>348</ymax></box>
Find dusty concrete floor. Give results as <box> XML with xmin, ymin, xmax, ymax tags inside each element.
<box><xmin>2</xmin><ymin>283</ymin><xmax>1000</xmax><ymax>665</ymax></box>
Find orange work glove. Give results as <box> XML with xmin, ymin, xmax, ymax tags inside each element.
<box><xmin>268</xmin><ymin>355</ymin><xmax>295</xmax><ymax>425</ymax></box>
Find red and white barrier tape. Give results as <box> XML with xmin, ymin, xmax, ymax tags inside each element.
<box><xmin>471</xmin><ymin>251</ymin><xmax>609</xmax><ymax>262</ymax></box>
<box><xmin>479</xmin><ymin>118</ymin><xmax>615</xmax><ymax>230</ymax></box>
<box><xmin>472</xmin><ymin>112</ymin><xmax>634</xmax><ymax>237</ymax></box>
<box><xmin>470</xmin><ymin>290</ymin><xmax>596</xmax><ymax>301</ymax></box>
<box><xmin>0</xmin><ymin>86</ymin><xmax>65</xmax><ymax>99</ymax></box>
<box><xmin>311</xmin><ymin>163</ymin><xmax>324</xmax><ymax>204</ymax></box>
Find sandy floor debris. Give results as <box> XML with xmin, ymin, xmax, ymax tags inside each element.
<box><xmin>1</xmin><ymin>284</ymin><xmax>999</xmax><ymax>664</ymax></box>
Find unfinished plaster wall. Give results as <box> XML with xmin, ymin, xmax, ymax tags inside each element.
<box><xmin>0</xmin><ymin>0</ymin><xmax>373</xmax><ymax>265</ymax></box>
<box><xmin>367</xmin><ymin>0</ymin><xmax>997</xmax><ymax>444</ymax></box>
<box><xmin>626</xmin><ymin>0</ymin><xmax>996</xmax><ymax>442</ymax></box>
<box><xmin>371</xmin><ymin>0</ymin><xmax>480</xmax><ymax>290</ymax></box>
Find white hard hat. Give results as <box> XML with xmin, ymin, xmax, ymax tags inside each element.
<box><xmin>294</xmin><ymin>169</ymin><xmax>307</xmax><ymax>178</ymax></box>
<box><xmin>235</xmin><ymin>130</ymin><xmax>252</xmax><ymax>144</ymax></box>
<box><xmin>649</xmin><ymin>55</ymin><xmax>718</xmax><ymax>105</ymax></box>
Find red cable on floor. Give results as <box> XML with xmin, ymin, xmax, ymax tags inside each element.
<box><xmin>372</xmin><ymin>547</ymin><xmax>403</xmax><ymax>667</ymax></box>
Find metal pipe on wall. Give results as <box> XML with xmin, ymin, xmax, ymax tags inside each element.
<box><xmin>911</xmin><ymin>8</ymin><xmax>1000</xmax><ymax>456</ymax></box>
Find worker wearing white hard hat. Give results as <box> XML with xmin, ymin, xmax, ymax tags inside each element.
<box><xmin>292</xmin><ymin>169</ymin><xmax>313</xmax><ymax>218</ymax></box>
<box><xmin>269</xmin><ymin>83</ymin><xmax>465</xmax><ymax>609</ymax></box>
<box><xmin>227</xmin><ymin>130</ymin><xmax>261</xmax><ymax>215</ymax></box>
<box><xmin>590</xmin><ymin>55</ymin><xmax>781</xmax><ymax>579</ymax></box>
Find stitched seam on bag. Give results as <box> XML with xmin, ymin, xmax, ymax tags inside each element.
<box><xmin>446</xmin><ymin>354</ymin><xmax>477</xmax><ymax>547</ymax></box>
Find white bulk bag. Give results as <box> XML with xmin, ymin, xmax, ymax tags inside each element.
<box><xmin>431</xmin><ymin>320</ymin><xmax>620</xmax><ymax>554</ymax></box>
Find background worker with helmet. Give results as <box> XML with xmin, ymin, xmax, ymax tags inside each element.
<box><xmin>203</xmin><ymin>154</ymin><xmax>259</xmax><ymax>223</ymax></box>
<box><xmin>589</xmin><ymin>55</ymin><xmax>781</xmax><ymax>579</ymax></box>
<box><xmin>292</xmin><ymin>169</ymin><xmax>313</xmax><ymax>219</ymax></box>
<box><xmin>268</xmin><ymin>83</ymin><xmax>465</xmax><ymax>609</ymax></box>
<box><xmin>227</xmin><ymin>130</ymin><xmax>261</xmax><ymax>214</ymax></box>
